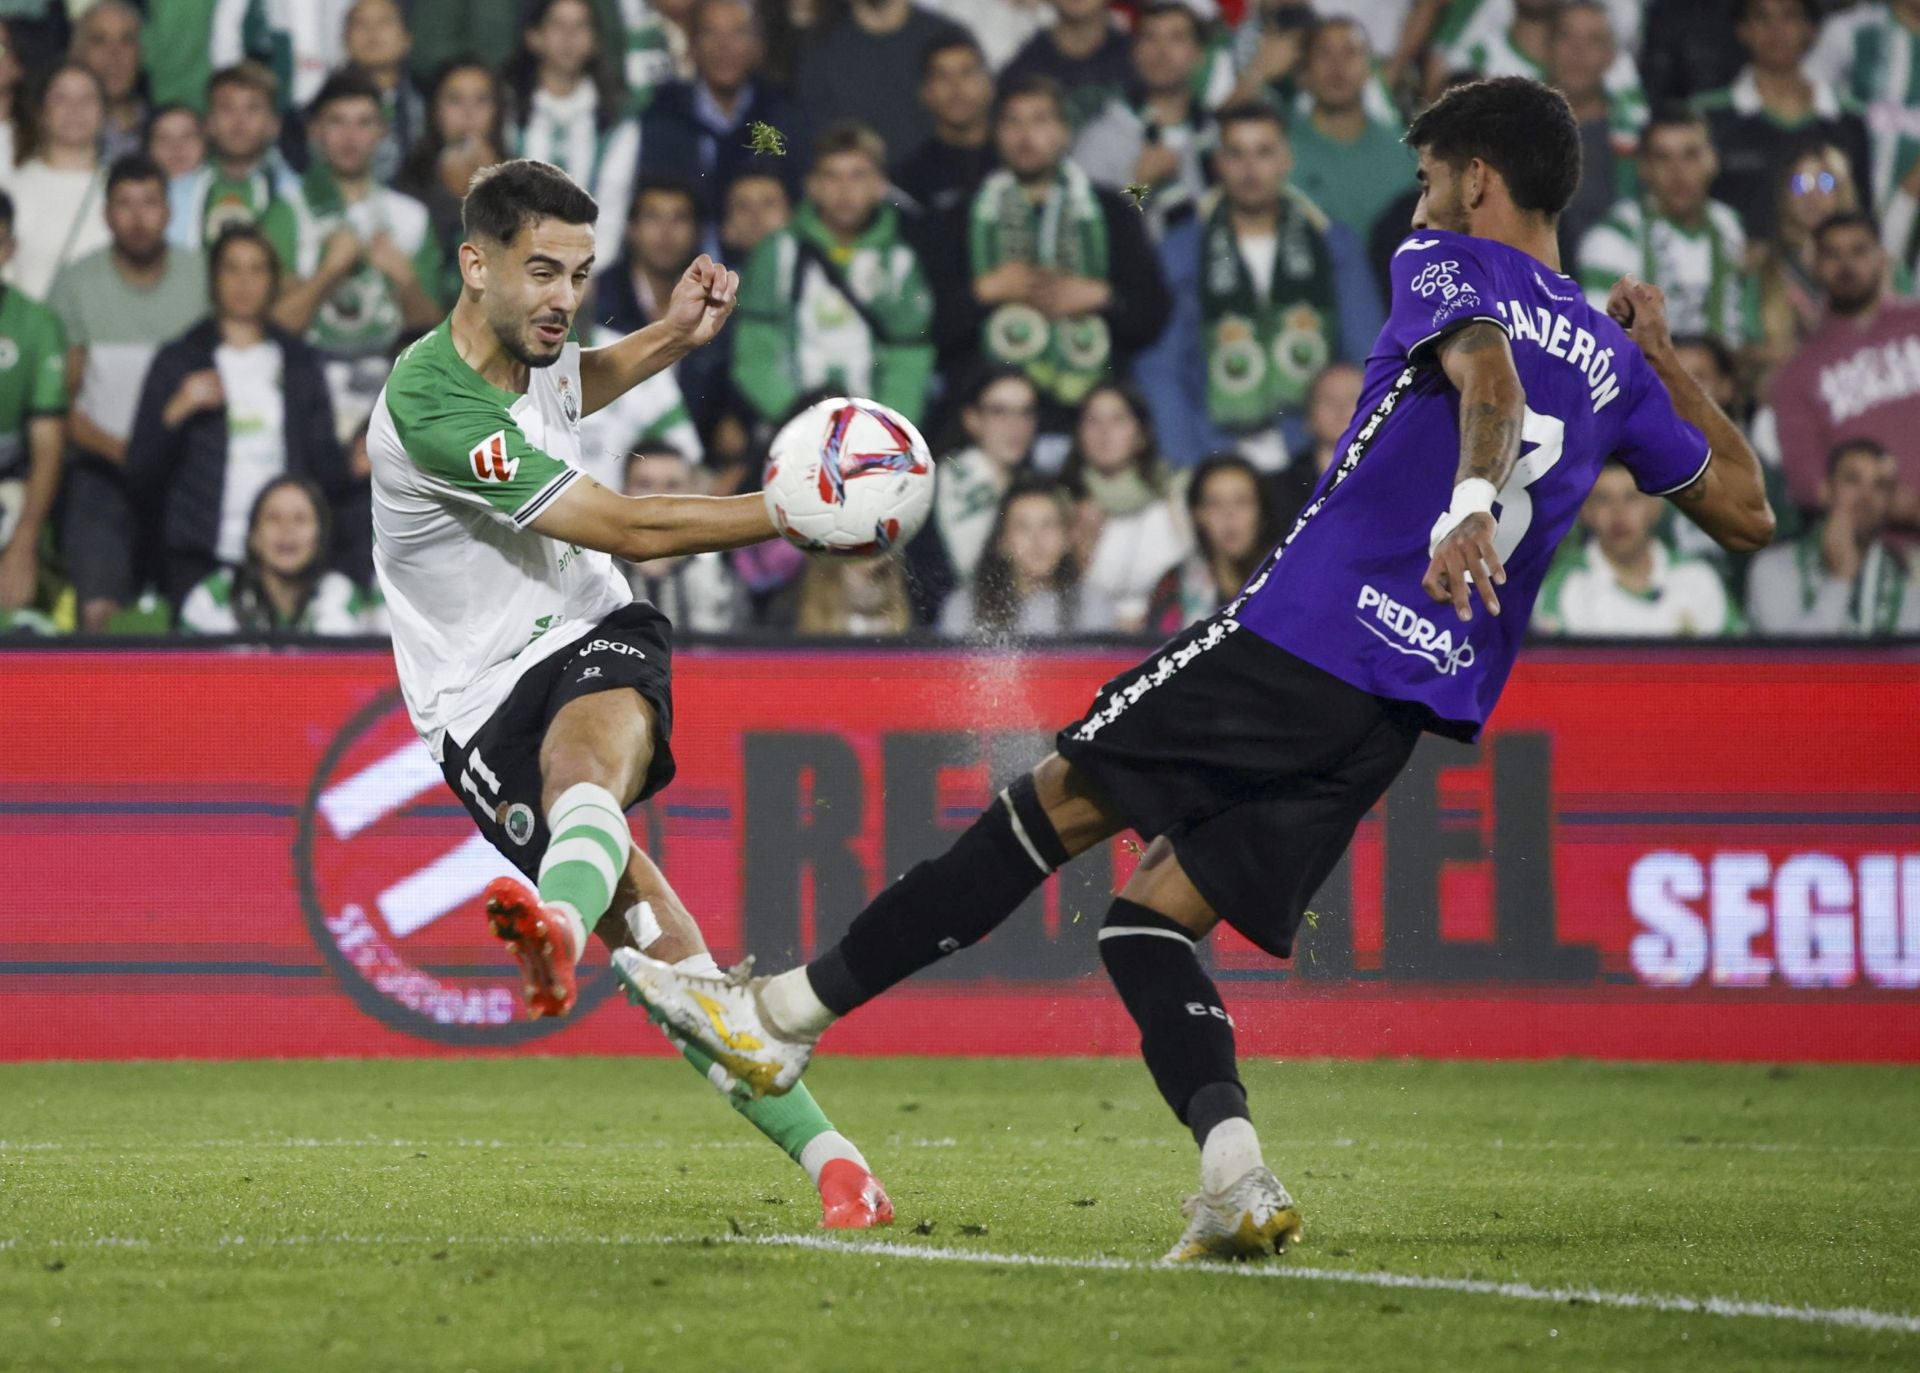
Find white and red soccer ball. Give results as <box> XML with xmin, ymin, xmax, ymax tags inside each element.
<box><xmin>763</xmin><ymin>397</ymin><xmax>934</xmax><ymax>556</ymax></box>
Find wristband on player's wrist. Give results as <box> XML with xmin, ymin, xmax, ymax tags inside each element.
<box><xmin>1427</xmin><ymin>478</ymin><xmax>1498</xmax><ymax>556</ymax></box>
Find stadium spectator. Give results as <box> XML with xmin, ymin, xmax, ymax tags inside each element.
<box><xmin>796</xmin><ymin>555</ymin><xmax>914</xmax><ymax>635</ymax></box>
<box><xmin>168</xmin><ymin>63</ymin><xmax>305</xmax><ymax>262</ymax></box>
<box><xmin>1224</xmin><ymin>0</ymin><xmax>1313</xmax><ymax>113</ymax></box>
<box><xmin>51</xmin><ymin>155</ymin><xmax>207</xmax><ymax>633</ymax></box>
<box><xmin>393</xmin><ymin>60</ymin><xmax>508</xmax><ymax>307</ymax></box>
<box><xmin>1811</xmin><ymin>0</ymin><xmax>1920</xmax><ymax>233</ymax></box>
<box><xmin>600</xmin><ymin>0</ymin><xmax>689</xmax><ymax>114</ymax></box>
<box><xmin>1000</xmin><ymin>0</ymin><xmax>1133</xmax><ymax>132</ymax></box>
<box><xmin>719</xmin><ymin>169</ymin><xmax>792</xmax><ymax>262</ymax></box>
<box><xmin>341</xmin><ymin>0</ymin><xmax>424</xmax><ymax>187</ymax></box>
<box><xmin>1577</xmin><ymin>107</ymin><xmax>1747</xmax><ymax>343</ymax></box>
<box><xmin>1746</xmin><ymin>438</ymin><xmax>1920</xmax><ymax>635</ymax></box>
<box><xmin>927</xmin><ymin>75</ymin><xmax>1169</xmax><ymax>433</ymax></box>
<box><xmin>639</xmin><ymin>0</ymin><xmax>809</xmax><ymax>226</ymax></box>
<box><xmin>891</xmin><ymin>33</ymin><xmax>996</xmax><ymax>217</ymax></box>
<box><xmin>1766</xmin><ymin>211</ymin><xmax>1920</xmax><ymax>532</ymax></box>
<box><xmin>0</xmin><ymin>189</ymin><xmax>66</xmax><ymax>618</ymax></box>
<box><xmin>1743</xmin><ymin>145</ymin><xmax>1876</xmax><ymax>379</ymax></box>
<box><xmin>1145</xmin><ymin>452</ymin><xmax>1275</xmax><ymax>633</ymax></box>
<box><xmin>139</xmin><ymin>0</ymin><xmax>229</xmax><ymax>115</ymax></box>
<box><xmin>276</xmin><ymin>73</ymin><xmax>441</xmax><ymax>441</ymax></box>
<box><xmin>1061</xmin><ymin>382</ymin><xmax>1189</xmax><ymax>632</ymax></box>
<box><xmin>506</xmin><ymin>0</ymin><xmax>643</xmax><ymax>267</ymax></box>
<box><xmin>1536</xmin><ymin>459</ymin><xmax>1739</xmax><ymax>636</ymax></box>
<box><xmin>1442</xmin><ymin>0</ymin><xmax>1646</xmax><ymax>113</ymax></box>
<box><xmin>71</xmin><ymin>1</ymin><xmax>144</xmax><ymax>164</ymax></box>
<box><xmin>1270</xmin><ymin>357</ymin><xmax>1362</xmax><ymax>528</ymax></box>
<box><xmin>145</xmin><ymin>104</ymin><xmax>206</xmax><ymax>184</ymax></box>
<box><xmin>592</xmin><ymin>176</ymin><xmax>725</xmax><ymax>451</ymax></box>
<box><xmin>939</xmin><ymin>477</ymin><xmax>1114</xmax><ymax>635</ymax></box>
<box><xmin>1639</xmin><ymin>0</ymin><xmax>1745</xmax><ymax>106</ymax></box>
<box><xmin>407</xmin><ymin>1</ymin><xmax>528</xmax><ymax>87</ymax></box>
<box><xmin>933</xmin><ymin>367</ymin><xmax>1041</xmax><ymax>582</ymax></box>
<box><xmin>3</xmin><ymin>64</ymin><xmax>112</xmax><ymax>300</ymax></box>
<box><xmin>1287</xmin><ymin>18</ymin><xmax>1417</xmax><ymax>251</ymax></box>
<box><xmin>125</xmin><ymin>225</ymin><xmax>344</xmax><ymax>607</ymax></box>
<box><xmin>732</xmin><ymin>122</ymin><xmax>935</xmax><ymax>428</ymax></box>
<box><xmin>221</xmin><ymin>0</ymin><xmax>353</xmax><ymax>115</ymax></box>
<box><xmin>0</xmin><ymin>20</ymin><xmax>22</xmax><ymax>180</ymax></box>
<box><xmin>1135</xmin><ymin>101</ymin><xmax>1382</xmax><ymax>473</ymax></box>
<box><xmin>178</xmin><ymin>474</ymin><xmax>371</xmax><ymax>634</ymax></box>
<box><xmin>619</xmin><ymin>445</ymin><xmax>746</xmax><ymax>630</ymax></box>
<box><xmin>1548</xmin><ymin>1</ymin><xmax>1643</xmax><ymax>261</ymax></box>
<box><xmin>917</xmin><ymin>0</ymin><xmax>1047</xmax><ymax>71</ymax></box>
<box><xmin>794</xmin><ymin>0</ymin><xmax>967</xmax><ymax>165</ymax></box>
<box><xmin>1692</xmin><ymin>0</ymin><xmax>1870</xmax><ymax>246</ymax></box>
<box><xmin>1073</xmin><ymin>3</ymin><xmax>1214</xmax><ymax>244</ymax></box>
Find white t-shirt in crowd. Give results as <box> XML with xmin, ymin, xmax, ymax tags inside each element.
<box><xmin>0</xmin><ymin>161</ymin><xmax>110</xmax><ymax>299</ymax></box>
<box><xmin>213</xmin><ymin>340</ymin><xmax>289</xmax><ymax>564</ymax></box>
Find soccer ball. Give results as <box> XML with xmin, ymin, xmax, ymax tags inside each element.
<box><xmin>763</xmin><ymin>396</ymin><xmax>934</xmax><ymax>556</ymax></box>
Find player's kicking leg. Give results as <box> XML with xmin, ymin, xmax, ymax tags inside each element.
<box><xmin>622</xmin><ymin>617</ymin><xmax>1419</xmax><ymax>1258</ymax></box>
<box><xmin>618</xmin><ymin>749</ymin><xmax>1294</xmax><ymax>1258</ymax></box>
<box><xmin>483</xmin><ymin>686</ymin><xmax>892</xmax><ymax>1228</ymax></box>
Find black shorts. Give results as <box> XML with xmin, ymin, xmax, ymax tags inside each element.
<box><xmin>438</xmin><ymin>602</ymin><xmax>677</xmax><ymax>879</ymax></box>
<box><xmin>1056</xmin><ymin>616</ymin><xmax>1424</xmax><ymax>959</ymax></box>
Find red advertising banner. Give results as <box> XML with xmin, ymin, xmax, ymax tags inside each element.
<box><xmin>4</xmin><ymin>644</ymin><xmax>1919</xmax><ymax>1063</ymax></box>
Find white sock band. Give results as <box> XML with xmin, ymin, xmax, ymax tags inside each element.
<box><xmin>761</xmin><ymin>967</ymin><xmax>837</xmax><ymax>1040</ymax></box>
<box><xmin>798</xmin><ymin>1131</ymin><xmax>867</xmax><ymax>1187</ymax></box>
<box><xmin>1199</xmin><ymin>1118</ymin><xmax>1265</xmax><ymax>1197</ymax></box>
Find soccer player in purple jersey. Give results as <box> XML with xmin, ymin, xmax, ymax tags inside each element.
<box><xmin>619</xmin><ymin>78</ymin><xmax>1777</xmax><ymax>1261</ymax></box>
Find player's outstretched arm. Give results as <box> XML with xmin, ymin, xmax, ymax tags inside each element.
<box><xmin>1422</xmin><ymin>320</ymin><xmax>1525</xmax><ymax>622</ymax></box>
<box><xmin>578</xmin><ymin>255</ymin><xmax>739</xmax><ymax>417</ymax></box>
<box><xmin>1608</xmin><ymin>275</ymin><xmax>1774</xmax><ymax>553</ymax></box>
<box><xmin>528</xmin><ymin>473</ymin><xmax>775</xmax><ymax>563</ymax></box>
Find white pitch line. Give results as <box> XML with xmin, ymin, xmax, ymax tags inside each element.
<box><xmin>2</xmin><ymin>1231</ymin><xmax>1914</xmax><ymax>1336</ymax></box>
<box><xmin>737</xmin><ymin>1234</ymin><xmax>1920</xmax><ymax>1335</ymax></box>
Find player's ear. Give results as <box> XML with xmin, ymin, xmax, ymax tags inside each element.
<box><xmin>458</xmin><ymin>240</ymin><xmax>487</xmax><ymax>297</ymax></box>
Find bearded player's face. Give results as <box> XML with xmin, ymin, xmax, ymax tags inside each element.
<box><xmin>1411</xmin><ymin>149</ymin><xmax>1469</xmax><ymax>235</ymax></box>
<box><xmin>483</xmin><ymin>217</ymin><xmax>596</xmax><ymax>369</ymax></box>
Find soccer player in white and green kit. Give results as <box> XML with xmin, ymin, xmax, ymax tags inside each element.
<box><xmin>368</xmin><ymin>158</ymin><xmax>893</xmax><ymax>1228</ymax></box>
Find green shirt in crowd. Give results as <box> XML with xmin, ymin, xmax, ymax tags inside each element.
<box><xmin>0</xmin><ymin>287</ymin><xmax>69</xmax><ymax>482</ymax></box>
<box><xmin>1286</xmin><ymin>114</ymin><xmax>1416</xmax><ymax>248</ymax></box>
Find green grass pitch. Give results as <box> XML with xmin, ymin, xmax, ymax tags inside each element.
<box><xmin>3</xmin><ymin>1057</ymin><xmax>1918</xmax><ymax>1372</ymax></box>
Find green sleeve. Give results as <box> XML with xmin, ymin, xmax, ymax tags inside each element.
<box><xmin>26</xmin><ymin>305</ymin><xmax>68</xmax><ymax>414</ymax></box>
<box><xmin>729</xmin><ymin>234</ymin><xmax>799</xmax><ymax>424</ymax></box>
<box><xmin>388</xmin><ymin>364</ymin><xmax>579</xmax><ymax>528</ymax></box>
<box><xmin>874</xmin><ymin>252</ymin><xmax>935</xmax><ymax>424</ymax></box>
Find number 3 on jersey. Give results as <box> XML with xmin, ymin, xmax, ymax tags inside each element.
<box><xmin>1491</xmin><ymin>406</ymin><xmax>1564</xmax><ymax>562</ymax></box>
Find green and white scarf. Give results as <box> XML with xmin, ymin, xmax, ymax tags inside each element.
<box><xmin>969</xmin><ymin>162</ymin><xmax>1111</xmax><ymax>407</ymax></box>
<box><xmin>1199</xmin><ymin>188</ymin><xmax>1336</xmax><ymax>430</ymax></box>
<box><xmin>616</xmin><ymin>0</ymin><xmax>676</xmax><ymax>114</ymax></box>
<box><xmin>1798</xmin><ymin>526</ymin><xmax>1907</xmax><ymax>635</ymax></box>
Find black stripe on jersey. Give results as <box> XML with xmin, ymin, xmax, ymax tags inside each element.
<box><xmin>512</xmin><ymin>468</ymin><xmax>581</xmax><ymax>530</ymax></box>
<box><xmin>1225</xmin><ymin>363</ymin><xmax>1419</xmax><ymax>617</ymax></box>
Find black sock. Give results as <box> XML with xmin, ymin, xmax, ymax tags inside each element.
<box><xmin>807</xmin><ymin>774</ymin><xmax>1070</xmax><ymax>1014</ymax></box>
<box><xmin>1098</xmin><ymin>898</ymin><xmax>1246</xmax><ymax>1145</ymax></box>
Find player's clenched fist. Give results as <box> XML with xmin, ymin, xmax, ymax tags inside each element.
<box><xmin>664</xmin><ymin>253</ymin><xmax>740</xmax><ymax>350</ymax></box>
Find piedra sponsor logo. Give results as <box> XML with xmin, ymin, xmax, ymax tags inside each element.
<box><xmin>1355</xmin><ymin>584</ymin><xmax>1477</xmax><ymax>676</ymax></box>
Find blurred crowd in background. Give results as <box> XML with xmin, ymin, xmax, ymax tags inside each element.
<box><xmin>0</xmin><ymin>0</ymin><xmax>1916</xmax><ymax>642</ymax></box>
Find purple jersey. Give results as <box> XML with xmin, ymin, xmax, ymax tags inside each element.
<box><xmin>1232</xmin><ymin>230</ymin><xmax>1711</xmax><ymax>735</ymax></box>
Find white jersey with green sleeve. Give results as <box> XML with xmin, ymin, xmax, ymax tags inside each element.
<box><xmin>369</xmin><ymin>317</ymin><xmax>630</xmax><ymax>758</ymax></box>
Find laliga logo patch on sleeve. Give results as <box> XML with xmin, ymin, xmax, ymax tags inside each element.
<box><xmin>469</xmin><ymin>430</ymin><xmax>520</xmax><ymax>483</ymax></box>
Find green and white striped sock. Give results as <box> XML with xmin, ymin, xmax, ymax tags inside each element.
<box><xmin>538</xmin><ymin>783</ymin><xmax>632</xmax><ymax>942</ymax></box>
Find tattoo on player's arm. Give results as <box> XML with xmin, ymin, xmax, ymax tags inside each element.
<box><xmin>1459</xmin><ymin>399</ymin><xmax>1520</xmax><ymax>486</ymax></box>
<box><xmin>1673</xmin><ymin>473</ymin><xmax>1710</xmax><ymax>504</ymax></box>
